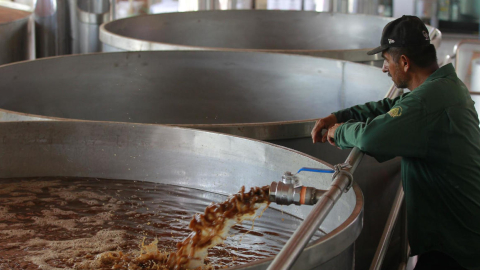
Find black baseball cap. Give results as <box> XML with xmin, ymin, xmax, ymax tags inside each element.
<box><xmin>367</xmin><ymin>15</ymin><xmax>431</xmax><ymax>55</ymax></box>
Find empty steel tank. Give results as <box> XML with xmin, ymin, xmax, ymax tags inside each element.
<box><xmin>99</xmin><ymin>11</ymin><xmax>441</xmax><ymax>65</ymax></box>
<box><xmin>0</xmin><ymin>120</ymin><xmax>363</xmax><ymax>269</ymax></box>
<box><xmin>0</xmin><ymin>2</ymin><xmax>33</xmax><ymax>65</ymax></box>
<box><xmin>0</xmin><ymin>51</ymin><xmax>400</xmax><ymax>270</ymax></box>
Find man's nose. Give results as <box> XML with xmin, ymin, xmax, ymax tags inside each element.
<box><xmin>382</xmin><ymin>60</ymin><xmax>388</xmax><ymax>73</ymax></box>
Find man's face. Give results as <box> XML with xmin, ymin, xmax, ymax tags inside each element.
<box><xmin>381</xmin><ymin>51</ymin><xmax>409</xmax><ymax>89</ymax></box>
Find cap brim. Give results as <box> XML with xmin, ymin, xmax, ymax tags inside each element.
<box><xmin>367</xmin><ymin>44</ymin><xmax>390</xmax><ymax>55</ymax></box>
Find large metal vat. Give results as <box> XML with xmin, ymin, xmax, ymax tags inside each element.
<box><xmin>0</xmin><ymin>2</ymin><xmax>33</xmax><ymax>65</ymax></box>
<box><xmin>0</xmin><ymin>51</ymin><xmax>400</xmax><ymax>270</ymax></box>
<box><xmin>99</xmin><ymin>11</ymin><xmax>441</xmax><ymax>65</ymax></box>
<box><xmin>0</xmin><ymin>121</ymin><xmax>363</xmax><ymax>269</ymax></box>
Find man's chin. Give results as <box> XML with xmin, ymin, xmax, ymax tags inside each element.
<box><xmin>392</xmin><ymin>80</ymin><xmax>407</xmax><ymax>89</ymax></box>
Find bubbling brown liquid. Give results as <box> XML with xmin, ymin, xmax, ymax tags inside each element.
<box><xmin>0</xmin><ymin>178</ymin><xmax>324</xmax><ymax>269</ymax></box>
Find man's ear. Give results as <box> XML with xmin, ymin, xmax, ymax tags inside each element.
<box><xmin>400</xmin><ymin>55</ymin><xmax>410</xmax><ymax>72</ymax></box>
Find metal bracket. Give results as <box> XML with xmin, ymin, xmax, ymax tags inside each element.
<box><xmin>332</xmin><ymin>163</ymin><xmax>354</xmax><ymax>192</ymax></box>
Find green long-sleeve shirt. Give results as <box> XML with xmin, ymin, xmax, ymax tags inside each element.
<box><xmin>334</xmin><ymin>64</ymin><xmax>480</xmax><ymax>270</ymax></box>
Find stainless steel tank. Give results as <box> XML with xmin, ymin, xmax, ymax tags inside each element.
<box><xmin>0</xmin><ymin>51</ymin><xmax>400</xmax><ymax>270</ymax></box>
<box><xmin>0</xmin><ymin>2</ymin><xmax>33</xmax><ymax>65</ymax></box>
<box><xmin>99</xmin><ymin>11</ymin><xmax>441</xmax><ymax>65</ymax></box>
<box><xmin>0</xmin><ymin>120</ymin><xmax>363</xmax><ymax>270</ymax></box>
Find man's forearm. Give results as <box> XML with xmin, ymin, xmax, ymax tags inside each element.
<box><xmin>333</xmin><ymin>96</ymin><xmax>402</xmax><ymax>122</ymax></box>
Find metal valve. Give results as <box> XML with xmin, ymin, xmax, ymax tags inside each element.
<box><xmin>281</xmin><ymin>171</ymin><xmax>300</xmax><ymax>185</ymax></box>
<box><xmin>269</xmin><ymin>171</ymin><xmax>327</xmax><ymax>206</ymax></box>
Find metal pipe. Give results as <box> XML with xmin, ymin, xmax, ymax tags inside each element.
<box><xmin>208</xmin><ymin>0</ymin><xmax>213</xmax><ymax>10</ymax></box>
<box><xmin>398</xmin><ymin>246</ymin><xmax>411</xmax><ymax>270</ymax></box>
<box><xmin>384</xmin><ymin>84</ymin><xmax>398</xmax><ymax>99</ymax></box>
<box><xmin>266</xmin><ymin>147</ymin><xmax>364</xmax><ymax>270</ymax></box>
<box><xmin>369</xmin><ymin>181</ymin><xmax>404</xmax><ymax>270</ymax></box>
<box><xmin>398</xmin><ymin>204</ymin><xmax>409</xmax><ymax>270</ymax></box>
<box><xmin>452</xmin><ymin>40</ymin><xmax>480</xmax><ymax>70</ymax></box>
<box><xmin>269</xmin><ymin>181</ymin><xmax>327</xmax><ymax>206</ymax></box>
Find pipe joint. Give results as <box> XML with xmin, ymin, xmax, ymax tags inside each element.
<box><xmin>332</xmin><ymin>163</ymin><xmax>354</xmax><ymax>192</ymax></box>
<box><xmin>269</xmin><ymin>181</ymin><xmax>327</xmax><ymax>206</ymax></box>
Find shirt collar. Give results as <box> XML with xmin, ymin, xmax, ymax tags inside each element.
<box><xmin>424</xmin><ymin>63</ymin><xmax>456</xmax><ymax>83</ymax></box>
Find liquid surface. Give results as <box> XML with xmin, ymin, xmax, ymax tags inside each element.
<box><xmin>0</xmin><ymin>177</ymin><xmax>324</xmax><ymax>269</ymax></box>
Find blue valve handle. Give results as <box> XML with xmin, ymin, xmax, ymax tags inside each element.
<box><xmin>296</xmin><ymin>167</ymin><xmax>335</xmax><ymax>174</ymax></box>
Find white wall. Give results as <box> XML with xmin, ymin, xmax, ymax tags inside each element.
<box><xmin>393</xmin><ymin>0</ymin><xmax>415</xmax><ymax>17</ymax></box>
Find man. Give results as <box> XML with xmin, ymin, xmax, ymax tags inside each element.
<box><xmin>311</xmin><ymin>16</ymin><xmax>480</xmax><ymax>270</ymax></box>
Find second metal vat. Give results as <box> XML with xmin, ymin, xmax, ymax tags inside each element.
<box><xmin>100</xmin><ymin>11</ymin><xmax>441</xmax><ymax>65</ymax></box>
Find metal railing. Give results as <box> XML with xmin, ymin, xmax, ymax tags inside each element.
<box><xmin>444</xmin><ymin>39</ymin><xmax>480</xmax><ymax>92</ymax></box>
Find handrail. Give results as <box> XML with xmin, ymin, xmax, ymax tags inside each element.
<box><xmin>266</xmin><ymin>148</ymin><xmax>364</xmax><ymax>270</ymax></box>
<box><xmin>369</xmin><ymin>182</ymin><xmax>404</xmax><ymax>270</ymax></box>
<box><xmin>443</xmin><ymin>39</ymin><xmax>480</xmax><ymax>67</ymax></box>
<box><xmin>429</xmin><ymin>28</ymin><xmax>443</xmax><ymax>50</ymax></box>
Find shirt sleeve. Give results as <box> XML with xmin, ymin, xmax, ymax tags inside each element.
<box><xmin>334</xmin><ymin>96</ymin><xmax>428</xmax><ymax>162</ymax></box>
<box><xmin>333</xmin><ymin>93</ymin><xmax>407</xmax><ymax>123</ymax></box>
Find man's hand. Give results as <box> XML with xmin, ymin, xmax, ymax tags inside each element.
<box><xmin>311</xmin><ymin>114</ymin><xmax>337</xmax><ymax>143</ymax></box>
<box><xmin>327</xmin><ymin>123</ymin><xmax>342</xmax><ymax>147</ymax></box>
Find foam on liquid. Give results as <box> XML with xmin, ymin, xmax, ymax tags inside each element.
<box><xmin>0</xmin><ymin>178</ymin><xmax>324</xmax><ymax>269</ymax></box>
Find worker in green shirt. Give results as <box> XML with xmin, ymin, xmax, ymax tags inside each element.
<box><xmin>311</xmin><ymin>16</ymin><xmax>480</xmax><ymax>270</ymax></box>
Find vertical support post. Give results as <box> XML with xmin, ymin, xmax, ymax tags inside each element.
<box><xmin>206</xmin><ymin>0</ymin><xmax>216</xmax><ymax>10</ymax></box>
<box><xmin>111</xmin><ymin>0</ymin><xmax>116</xmax><ymax>20</ymax></box>
<box><xmin>329</xmin><ymin>0</ymin><xmax>334</xmax><ymax>12</ymax></box>
<box><xmin>430</xmin><ymin>0</ymin><xmax>439</xmax><ymax>29</ymax></box>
